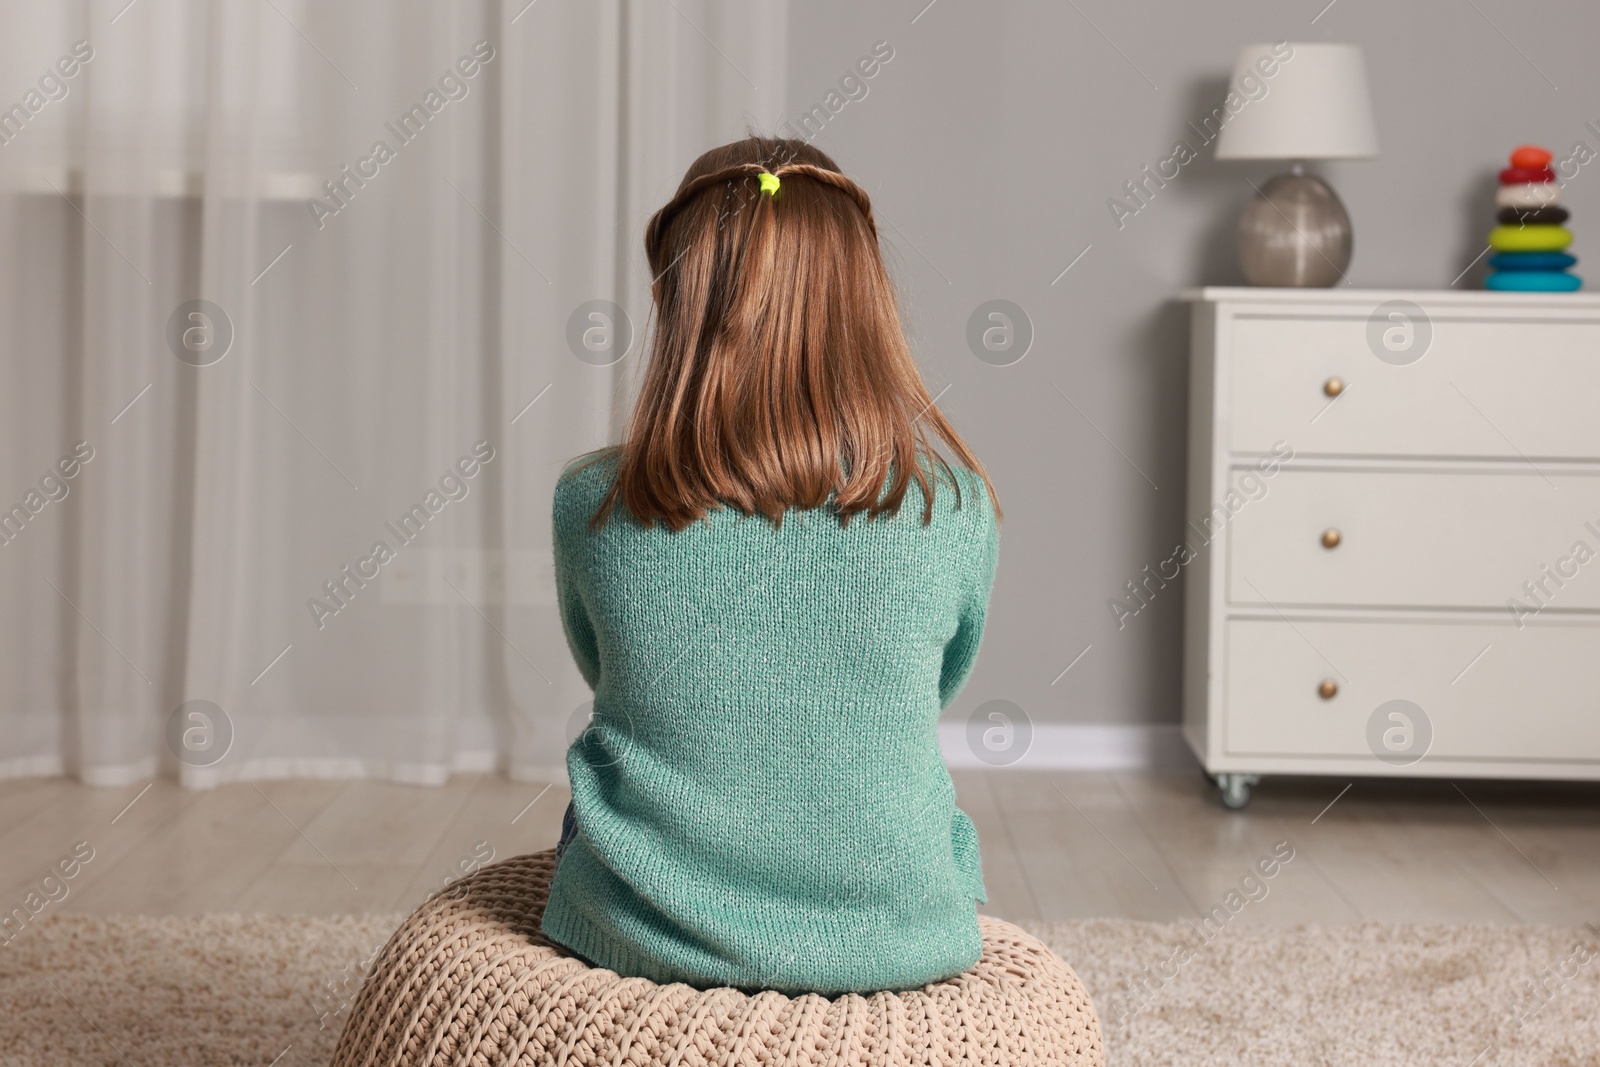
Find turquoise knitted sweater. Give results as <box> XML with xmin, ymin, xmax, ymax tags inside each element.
<box><xmin>539</xmin><ymin>453</ymin><xmax>998</xmax><ymax>995</ymax></box>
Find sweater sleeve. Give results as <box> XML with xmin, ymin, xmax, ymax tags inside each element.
<box><xmin>554</xmin><ymin>480</ymin><xmax>602</xmax><ymax>689</ymax></box>
<box><xmin>938</xmin><ymin>484</ymin><xmax>999</xmax><ymax>710</ymax></box>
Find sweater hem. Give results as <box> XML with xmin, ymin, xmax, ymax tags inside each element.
<box><xmin>540</xmin><ymin>899</ymin><xmax>980</xmax><ymax>998</ymax></box>
<box><xmin>541</xmin><ymin>903</ymin><xmax>708</xmax><ymax>991</ymax></box>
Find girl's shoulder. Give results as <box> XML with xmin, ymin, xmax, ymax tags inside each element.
<box><xmin>557</xmin><ymin>448</ymin><xmax>619</xmax><ymax>490</ymax></box>
<box><xmin>553</xmin><ymin>449</ymin><xmax>620</xmax><ymax>532</ymax></box>
<box><xmin>915</xmin><ymin>458</ymin><xmax>996</xmax><ymax>530</ymax></box>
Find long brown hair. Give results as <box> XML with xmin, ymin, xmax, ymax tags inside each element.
<box><xmin>591</xmin><ymin>136</ymin><xmax>998</xmax><ymax>531</ymax></box>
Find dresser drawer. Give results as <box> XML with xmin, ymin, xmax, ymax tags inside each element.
<box><xmin>1223</xmin><ymin>618</ymin><xmax>1600</xmax><ymax>763</ymax></box>
<box><xmin>1228</xmin><ymin>315</ymin><xmax>1600</xmax><ymax>460</ymax></box>
<box><xmin>1226</xmin><ymin>468</ymin><xmax>1600</xmax><ymax>610</ymax></box>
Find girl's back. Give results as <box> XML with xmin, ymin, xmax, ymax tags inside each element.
<box><xmin>543</xmin><ymin>454</ymin><xmax>996</xmax><ymax>994</ymax></box>
<box><xmin>539</xmin><ymin>136</ymin><xmax>1001</xmax><ymax>995</ymax></box>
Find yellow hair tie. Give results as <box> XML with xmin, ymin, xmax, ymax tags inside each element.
<box><xmin>757</xmin><ymin>171</ymin><xmax>780</xmax><ymax>196</ymax></box>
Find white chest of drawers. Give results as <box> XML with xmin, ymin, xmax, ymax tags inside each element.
<box><xmin>1182</xmin><ymin>288</ymin><xmax>1600</xmax><ymax>807</ymax></box>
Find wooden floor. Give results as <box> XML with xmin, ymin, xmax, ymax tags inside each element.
<box><xmin>2</xmin><ymin>770</ymin><xmax>1596</xmax><ymax>926</ymax></box>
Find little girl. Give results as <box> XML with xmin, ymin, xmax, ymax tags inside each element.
<box><xmin>540</xmin><ymin>136</ymin><xmax>1001</xmax><ymax>996</ymax></box>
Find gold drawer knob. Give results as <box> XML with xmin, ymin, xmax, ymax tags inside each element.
<box><xmin>1323</xmin><ymin>376</ymin><xmax>1345</xmax><ymax>397</ymax></box>
<box><xmin>1318</xmin><ymin>679</ymin><xmax>1339</xmax><ymax>700</ymax></box>
<box><xmin>1321</xmin><ymin>528</ymin><xmax>1342</xmax><ymax>549</ymax></box>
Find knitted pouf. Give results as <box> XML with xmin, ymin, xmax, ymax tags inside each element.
<box><xmin>329</xmin><ymin>850</ymin><xmax>1103</xmax><ymax>1067</ymax></box>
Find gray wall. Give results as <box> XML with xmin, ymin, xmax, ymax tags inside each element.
<box><xmin>785</xmin><ymin>0</ymin><xmax>1600</xmax><ymax>735</ymax></box>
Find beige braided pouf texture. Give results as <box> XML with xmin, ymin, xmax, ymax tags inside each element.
<box><xmin>328</xmin><ymin>850</ymin><xmax>1102</xmax><ymax>1067</ymax></box>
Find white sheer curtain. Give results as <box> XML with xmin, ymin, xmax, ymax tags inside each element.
<box><xmin>0</xmin><ymin>0</ymin><xmax>787</xmax><ymax>787</ymax></box>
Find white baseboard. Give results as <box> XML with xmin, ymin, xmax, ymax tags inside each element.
<box><xmin>3</xmin><ymin>725</ymin><xmax>1198</xmax><ymax>787</ymax></box>
<box><xmin>939</xmin><ymin>722</ymin><xmax>1198</xmax><ymax>771</ymax></box>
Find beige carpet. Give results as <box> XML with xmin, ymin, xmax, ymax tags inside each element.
<box><xmin>1</xmin><ymin>913</ymin><xmax>1596</xmax><ymax>1066</ymax></box>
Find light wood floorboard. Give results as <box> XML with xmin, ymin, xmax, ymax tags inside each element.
<box><xmin>2</xmin><ymin>771</ymin><xmax>1596</xmax><ymax>925</ymax></box>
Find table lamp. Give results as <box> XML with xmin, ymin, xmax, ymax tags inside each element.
<box><xmin>1215</xmin><ymin>43</ymin><xmax>1379</xmax><ymax>286</ymax></box>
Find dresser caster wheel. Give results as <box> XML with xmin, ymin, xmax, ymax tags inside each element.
<box><xmin>1215</xmin><ymin>773</ymin><xmax>1260</xmax><ymax>810</ymax></box>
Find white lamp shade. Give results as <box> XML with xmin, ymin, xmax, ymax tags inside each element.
<box><xmin>1213</xmin><ymin>43</ymin><xmax>1378</xmax><ymax>160</ymax></box>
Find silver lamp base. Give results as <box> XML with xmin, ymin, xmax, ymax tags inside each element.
<box><xmin>1237</xmin><ymin>170</ymin><xmax>1352</xmax><ymax>287</ymax></box>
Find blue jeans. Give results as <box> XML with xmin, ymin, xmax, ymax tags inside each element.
<box><xmin>546</xmin><ymin>800</ymin><xmax>598</xmax><ymax>965</ymax></box>
<box><xmin>554</xmin><ymin>800</ymin><xmax>577</xmax><ymax>865</ymax></box>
